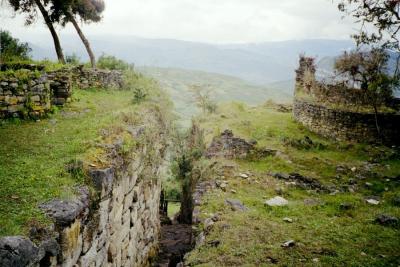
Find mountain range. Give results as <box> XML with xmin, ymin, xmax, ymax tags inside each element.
<box><xmin>29</xmin><ymin>35</ymin><xmax>354</xmax><ymax>86</ymax></box>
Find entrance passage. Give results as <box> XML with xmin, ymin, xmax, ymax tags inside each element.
<box><xmin>155</xmin><ymin>190</ymin><xmax>193</xmax><ymax>266</ymax></box>
<box><xmin>156</xmin><ymin>224</ymin><xmax>193</xmax><ymax>267</ymax></box>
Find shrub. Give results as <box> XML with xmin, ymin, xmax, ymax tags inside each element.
<box><xmin>0</xmin><ymin>30</ymin><xmax>31</xmax><ymax>63</ymax></box>
<box><xmin>65</xmin><ymin>53</ymin><xmax>81</xmax><ymax>65</ymax></box>
<box><xmin>97</xmin><ymin>54</ymin><xmax>132</xmax><ymax>70</ymax></box>
<box><xmin>132</xmin><ymin>87</ymin><xmax>148</xmax><ymax>104</ymax></box>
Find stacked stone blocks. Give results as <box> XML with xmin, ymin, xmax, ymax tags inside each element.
<box><xmin>293</xmin><ymin>57</ymin><xmax>400</xmax><ymax>144</ymax></box>
<box><xmin>0</xmin><ymin>65</ymin><xmax>124</xmax><ymax>119</ymax></box>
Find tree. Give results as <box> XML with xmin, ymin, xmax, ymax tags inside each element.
<box><xmin>334</xmin><ymin>49</ymin><xmax>398</xmax><ymax>135</ymax></box>
<box><xmin>336</xmin><ymin>0</ymin><xmax>400</xmax><ymax>138</ymax></box>
<box><xmin>338</xmin><ymin>0</ymin><xmax>400</xmax><ymax>75</ymax></box>
<box><xmin>189</xmin><ymin>84</ymin><xmax>217</xmax><ymax>114</ymax></box>
<box><xmin>48</xmin><ymin>0</ymin><xmax>105</xmax><ymax>68</ymax></box>
<box><xmin>0</xmin><ymin>30</ymin><xmax>31</xmax><ymax>62</ymax></box>
<box><xmin>7</xmin><ymin>0</ymin><xmax>66</xmax><ymax>63</ymax></box>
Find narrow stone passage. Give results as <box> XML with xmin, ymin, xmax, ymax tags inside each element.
<box><xmin>155</xmin><ymin>224</ymin><xmax>193</xmax><ymax>267</ymax></box>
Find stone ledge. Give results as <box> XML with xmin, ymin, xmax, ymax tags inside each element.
<box><xmin>39</xmin><ymin>187</ymin><xmax>89</xmax><ymax>227</ymax></box>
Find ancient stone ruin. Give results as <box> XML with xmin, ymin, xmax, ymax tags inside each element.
<box><xmin>0</xmin><ymin>65</ymin><xmax>124</xmax><ymax>119</ymax></box>
<box><xmin>0</xmin><ymin>98</ymin><xmax>170</xmax><ymax>266</ymax></box>
<box><xmin>293</xmin><ymin>57</ymin><xmax>400</xmax><ymax>144</ymax></box>
<box><xmin>206</xmin><ymin>129</ymin><xmax>257</xmax><ymax>159</ymax></box>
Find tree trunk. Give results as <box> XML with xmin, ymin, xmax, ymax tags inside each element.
<box><xmin>373</xmin><ymin>104</ymin><xmax>381</xmax><ymax>140</ymax></box>
<box><xmin>34</xmin><ymin>0</ymin><xmax>65</xmax><ymax>64</ymax></box>
<box><xmin>69</xmin><ymin>13</ymin><xmax>96</xmax><ymax>68</ymax></box>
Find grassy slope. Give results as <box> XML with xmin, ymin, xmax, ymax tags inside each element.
<box><xmin>138</xmin><ymin>67</ymin><xmax>292</xmax><ymax>126</ymax></box>
<box><xmin>186</xmin><ymin>103</ymin><xmax>400</xmax><ymax>266</ymax></box>
<box><xmin>0</xmin><ymin>89</ymin><xmax>138</xmax><ymax>236</ymax></box>
<box><xmin>0</xmin><ymin>69</ymin><xmax>170</xmax><ymax>237</ymax></box>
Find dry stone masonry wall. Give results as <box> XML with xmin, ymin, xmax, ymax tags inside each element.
<box><xmin>0</xmin><ymin>65</ymin><xmax>124</xmax><ymax>119</ymax></box>
<box><xmin>294</xmin><ymin>57</ymin><xmax>400</xmax><ymax>144</ymax></box>
<box><xmin>71</xmin><ymin>66</ymin><xmax>124</xmax><ymax>90</ymax></box>
<box><xmin>0</xmin><ymin>73</ymin><xmax>51</xmax><ymax>119</ymax></box>
<box><xmin>293</xmin><ymin>99</ymin><xmax>400</xmax><ymax>144</ymax></box>
<box><xmin>0</xmin><ymin>115</ymin><xmax>170</xmax><ymax>267</ymax></box>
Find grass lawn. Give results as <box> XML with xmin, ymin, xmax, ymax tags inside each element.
<box><xmin>0</xmin><ymin>88</ymin><xmax>139</xmax><ymax>237</ymax></box>
<box><xmin>185</xmin><ymin>102</ymin><xmax>400</xmax><ymax>266</ymax></box>
<box><xmin>168</xmin><ymin>202</ymin><xmax>181</xmax><ymax>219</ymax></box>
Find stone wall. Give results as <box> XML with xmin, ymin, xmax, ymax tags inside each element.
<box><xmin>0</xmin><ymin>110</ymin><xmax>170</xmax><ymax>267</ymax></box>
<box><xmin>293</xmin><ymin>99</ymin><xmax>400</xmax><ymax>144</ymax></box>
<box><xmin>71</xmin><ymin>66</ymin><xmax>125</xmax><ymax>90</ymax></box>
<box><xmin>0</xmin><ymin>66</ymin><xmax>124</xmax><ymax>119</ymax></box>
<box><xmin>295</xmin><ymin>56</ymin><xmax>395</xmax><ymax>109</ymax></box>
<box><xmin>293</xmin><ymin>56</ymin><xmax>400</xmax><ymax>144</ymax></box>
<box><xmin>0</xmin><ymin>73</ymin><xmax>51</xmax><ymax>119</ymax></box>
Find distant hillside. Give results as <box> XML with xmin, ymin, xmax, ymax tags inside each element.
<box><xmin>138</xmin><ymin>67</ymin><xmax>292</xmax><ymax>125</ymax></box>
<box><xmin>29</xmin><ymin>35</ymin><xmax>353</xmax><ymax>85</ymax></box>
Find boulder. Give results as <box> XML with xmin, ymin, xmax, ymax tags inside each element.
<box><xmin>206</xmin><ymin>130</ymin><xmax>256</xmax><ymax>159</ymax></box>
<box><xmin>39</xmin><ymin>187</ymin><xmax>89</xmax><ymax>227</ymax></box>
<box><xmin>375</xmin><ymin>214</ymin><xmax>399</xmax><ymax>226</ymax></box>
<box><xmin>265</xmin><ymin>196</ymin><xmax>289</xmax><ymax>207</ymax></box>
<box><xmin>0</xmin><ymin>236</ymin><xmax>39</xmax><ymax>267</ymax></box>
<box><xmin>225</xmin><ymin>199</ymin><xmax>248</xmax><ymax>212</ymax></box>
<box><xmin>281</xmin><ymin>240</ymin><xmax>296</xmax><ymax>248</ymax></box>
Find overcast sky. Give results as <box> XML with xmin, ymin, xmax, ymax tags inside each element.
<box><xmin>0</xmin><ymin>0</ymin><xmax>356</xmax><ymax>44</ymax></box>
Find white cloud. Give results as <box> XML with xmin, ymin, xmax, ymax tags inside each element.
<box><xmin>0</xmin><ymin>0</ymin><xmax>355</xmax><ymax>43</ymax></box>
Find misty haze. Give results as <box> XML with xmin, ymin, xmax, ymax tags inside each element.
<box><xmin>1</xmin><ymin>1</ymin><xmax>399</xmax><ymax>267</ymax></box>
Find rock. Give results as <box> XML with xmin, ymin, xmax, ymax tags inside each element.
<box><xmin>339</xmin><ymin>202</ymin><xmax>354</xmax><ymax>210</ymax></box>
<box><xmin>195</xmin><ymin>232</ymin><xmax>205</xmax><ymax>248</ymax></box>
<box><xmin>207</xmin><ymin>240</ymin><xmax>221</xmax><ymax>247</ymax></box>
<box><xmin>89</xmin><ymin>168</ymin><xmax>114</xmax><ymax>198</ymax></box>
<box><xmin>203</xmin><ymin>218</ymin><xmax>214</xmax><ymax>231</ymax></box>
<box><xmin>265</xmin><ymin>196</ymin><xmax>288</xmax><ymax>207</ymax></box>
<box><xmin>206</xmin><ymin>130</ymin><xmax>256</xmax><ymax>159</ymax></box>
<box><xmin>281</xmin><ymin>240</ymin><xmax>295</xmax><ymax>248</ymax></box>
<box><xmin>239</xmin><ymin>173</ymin><xmax>249</xmax><ymax>179</ymax></box>
<box><xmin>312</xmin><ymin>258</ymin><xmax>319</xmax><ymax>263</ymax></box>
<box><xmin>365</xmin><ymin>182</ymin><xmax>373</xmax><ymax>188</ymax></box>
<box><xmin>336</xmin><ymin>165</ymin><xmax>346</xmax><ymax>173</ymax></box>
<box><xmin>225</xmin><ymin>199</ymin><xmax>249</xmax><ymax>212</ymax></box>
<box><xmin>211</xmin><ymin>214</ymin><xmax>220</xmax><ymax>222</ymax></box>
<box><xmin>219</xmin><ymin>183</ymin><xmax>227</xmax><ymax>191</ymax></box>
<box><xmin>272</xmin><ymin>173</ymin><xmax>290</xmax><ymax>180</ymax></box>
<box><xmin>39</xmin><ymin>187</ymin><xmax>89</xmax><ymax>226</ymax></box>
<box><xmin>230</xmin><ymin>189</ymin><xmax>237</xmax><ymax>194</ymax></box>
<box><xmin>283</xmin><ymin>217</ymin><xmax>293</xmax><ymax>223</ymax></box>
<box><xmin>375</xmin><ymin>214</ymin><xmax>399</xmax><ymax>226</ymax></box>
<box><xmin>0</xmin><ymin>236</ymin><xmax>39</xmax><ymax>266</ymax></box>
<box><xmin>273</xmin><ymin>172</ymin><xmax>328</xmax><ymax>192</ymax></box>
<box><xmin>366</xmin><ymin>199</ymin><xmax>380</xmax><ymax>205</ymax></box>
<box><xmin>351</xmin><ymin>167</ymin><xmax>357</xmax><ymax>172</ymax></box>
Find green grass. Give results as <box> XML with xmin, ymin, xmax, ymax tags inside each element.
<box><xmin>0</xmin><ymin>89</ymin><xmax>141</xmax><ymax>236</ymax></box>
<box><xmin>185</xmin><ymin>101</ymin><xmax>400</xmax><ymax>266</ymax></box>
<box><xmin>138</xmin><ymin>66</ymin><xmax>292</xmax><ymax>127</ymax></box>
<box><xmin>168</xmin><ymin>202</ymin><xmax>181</xmax><ymax>219</ymax></box>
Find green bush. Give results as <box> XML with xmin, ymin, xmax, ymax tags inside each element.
<box><xmin>65</xmin><ymin>53</ymin><xmax>81</xmax><ymax>65</ymax></box>
<box><xmin>0</xmin><ymin>30</ymin><xmax>31</xmax><ymax>63</ymax></box>
<box><xmin>97</xmin><ymin>54</ymin><xmax>132</xmax><ymax>71</ymax></box>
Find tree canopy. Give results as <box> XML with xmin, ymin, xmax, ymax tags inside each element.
<box><xmin>49</xmin><ymin>0</ymin><xmax>105</xmax><ymax>25</ymax></box>
<box><xmin>0</xmin><ymin>30</ymin><xmax>31</xmax><ymax>62</ymax></box>
<box><xmin>338</xmin><ymin>0</ymin><xmax>400</xmax><ymax>51</ymax></box>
